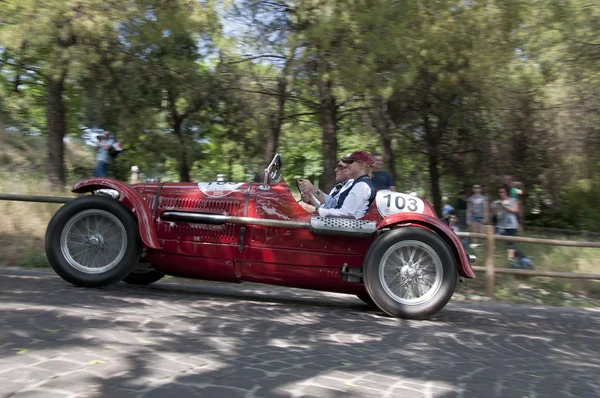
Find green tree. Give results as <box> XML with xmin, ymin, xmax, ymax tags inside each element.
<box><xmin>0</xmin><ymin>0</ymin><xmax>130</xmax><ymax>186</ymax></box>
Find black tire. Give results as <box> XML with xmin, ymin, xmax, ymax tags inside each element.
<box><xmin>363</xmin><ymin>227</ymin><xmax>457</xmax><ymax>320</ymax></box>
<box><xmin>122</xmin><ymin>264</ymin><xmax>165</xmax><ymax>285</ymax></box>
<box><xmin>357</xmin><ymin>294</ymin><xmax>376</xmax><ymax>306</ymax></box>
<box><xmin>45</xmin><ymin>195</ymin><xmax>140</xmax><ymax>287</ymax></box>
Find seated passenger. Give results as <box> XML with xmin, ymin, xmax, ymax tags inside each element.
<box><xmin>317</xmin><ymin>151</ymin><xmax>376</xmax><ymax>219</ymax></box>
<box><xmin>298</xmin><ymin>154</ymin><xmax>353</xmax><ymax>209</ymax></box>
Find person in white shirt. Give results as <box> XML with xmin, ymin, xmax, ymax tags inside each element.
<box><xmin>93</xmin><ymin>131</ymin><xmax>115</xmax><ymax>177</ymax></box>
<box><xmin>299</xmin><ymin>155</ymin><xmax>353</xmax><ymax>209</ymax></box>
<box><xmin>316</xmin><ymin>151</ymin><xmax>376</xmax><ymax>219</ymax></box>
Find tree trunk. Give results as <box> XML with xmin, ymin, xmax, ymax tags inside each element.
<box><xmin>428</xmin><ymin>150</ymin><xmax>441</xmax><ymax>217</ymax></box>
<box><xmin>424</xmin><ymin>114</ymin><xmax>442</xmax><ymax>216</ymax></box>
<box><xmin>318</xmin><ymin>76</ymin><xmax>337</xmax><ymax>192</ymax></box>
<box><xmin>46</xmin><ymin>77</ymin><xmax>66</xmax><ymax>187</ymax></box>
<box><xmin>174</xmin><ymin>120</ymin><xmax>190</xmax><ymax>182</ymax></box>
<box><xmin>378</xmin><ymin>102</ymin><xmax>398</xmax><ymax>183</ymax></box>
<box><xmin>264</xmin><ymin>50</ymin><xmax>294</xmax><ymax>165</ymax></box>
<box><xmin>264</xmin><ymin>76</ymin><xmax>286</xmax><ymax>165</ymax></box>
<box><xmin>382</xmin><ymin>134</ymin><xmax>396</xmax><ymax>180</ymax></box>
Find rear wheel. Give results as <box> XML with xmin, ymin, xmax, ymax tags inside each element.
<box><xmin>363</xmin><ymin>227</ymin><xmax>457</xmax><ymax>319</ymax></box>
<box><xmin>45</xmin><ymin>196</ymin><xmax>140</xmax><ymax>287</ymax></box>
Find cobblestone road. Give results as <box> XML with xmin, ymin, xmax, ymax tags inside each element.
<box><xmin>1</xmin><ymin>266</ymin><xmax>599</xmax><ymax>398</ymax></box>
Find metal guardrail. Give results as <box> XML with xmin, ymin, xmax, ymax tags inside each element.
<box><xmin>1</xmin><ymin>194</ymin><xmax>599</xmax><ymax>299</ymax></box>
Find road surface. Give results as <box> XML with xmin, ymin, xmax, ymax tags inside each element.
<box><xmin>0</xmin><ymin>266</ymin><xmax>599</xmax><ymax>398</ymax></box>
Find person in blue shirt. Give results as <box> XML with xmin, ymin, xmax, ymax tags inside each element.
<box><xmin>371</xmin><ymin>152</ymin><xmax>397</xmax><ymax>191</ymax></box>
<box><xmin>93</xmin><ymin>131</ymin><xmax>115</xmax><ymax>177</ymax></box>
<box><xmin>442</xmin><ymin>196</ymin><xmax>455</xmax><ymax>218</ymax></box>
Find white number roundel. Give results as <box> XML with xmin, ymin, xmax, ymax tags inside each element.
<box><xmin>376</xmin><ymin>191</ymin><xmax>425</xmax><ymax>217</ymax></box>
<box><xmin>198</xmin><ymin>181</ymin><xmax>243</xmax><ymax>197</ymax></box>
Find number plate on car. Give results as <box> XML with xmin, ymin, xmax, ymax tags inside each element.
<box><xmin>376</xmin><ymin>191</ymin><xmax>425</xmax><ymax>217</ymax></box>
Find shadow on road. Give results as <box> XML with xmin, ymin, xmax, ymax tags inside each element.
<box><xmin>0</xmin><ymin>267</ymin><xmax>599</xmax><ymax>397</ymax></box>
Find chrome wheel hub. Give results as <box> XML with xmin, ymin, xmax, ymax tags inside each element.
<box><xmin>89</xmin><ymin>234</ymin><xmax>103</xmax><ymax>246</ymax></box>
<box><xmin>379</xmin><ymin>240</ymin><xmax>444</xmax><ymax>306</ymax></box>
<box><xmin>60</xmin><ymin>209</ymin><xmax>127</xmax><ymax>274</ymax></box>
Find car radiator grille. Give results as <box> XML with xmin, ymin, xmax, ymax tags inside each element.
<box><xmin>156</xmin><ymin>198</ymin><xmax>243</xmax><ymax>242</ymax></box>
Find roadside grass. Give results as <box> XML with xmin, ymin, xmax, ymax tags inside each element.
<box><xmin>0</xmin><ymin>129</ymin><xmax>93</xmax><ymax>266</ymax></box>
<box><xmin>0</xmin><ymin>172</ymin><xmax>66</xmax><ymax>267</ymax></box>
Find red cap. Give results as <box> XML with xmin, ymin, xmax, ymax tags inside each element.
<box><xmin>342</xmin><ymin>151</ymin><xmax>375</xmax><ymax>166</ymax></box>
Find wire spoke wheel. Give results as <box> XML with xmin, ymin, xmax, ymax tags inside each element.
<box><xmin>46</xmin><ymin>195</ymin><xmax>140</xmax><ymax>287</ymax></box>
<box><xmin>379</xmin><ymin>240</ymin><xmax>443</xmax><ymax>306</ymax></box>
<box><xmin>364</xmin><ymin>227</ymin><xmax>458</xmax><ymax>319</ymax></box>
<box><xmin>60</xmin><ymin>209</ymin><xmax>127</xmax><ymax>274</ymax></box>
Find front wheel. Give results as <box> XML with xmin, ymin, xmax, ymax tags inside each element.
<box><xmin>363</xmin><ymin>227</ymin><xmax>457</xmax><ymax>319</ymax></box>
<box><xmin>45</xmin><ymin>195</ymin><xmax>140</xmax><ymax>287</ymax></box>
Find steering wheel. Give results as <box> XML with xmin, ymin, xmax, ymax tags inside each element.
<box><xmin>295</xmin><ymin>178</ymin><xmax>322</xmax><ymax>208</ymax></box>
<box><xmin>260</xmin><ymin>154</ymin><xmax>283</xmax><ymax>190</ymax></box>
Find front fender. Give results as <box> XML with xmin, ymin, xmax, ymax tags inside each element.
<box><xmin>378</xmin><ymin>213</ymin><xmax>476</xmax><ymax>279</ymax></box>
<box><xmin>72</xmin><ymin>178</ymin><xmax>161</xmax><ymax>250</ymax></box>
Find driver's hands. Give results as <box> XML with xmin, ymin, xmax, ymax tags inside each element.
<box><xmin>300</xmin><ymin>191</ymin><xmax>313</xmax><ymax>203</ymax></box>
<box><xmin>298</xmin><ymin>178</ymin><xmax>316</xmax><ymax>195</ymax></box>
<box><xmin>299</xmin><ymin>201</ymin><xmax>316</xmax><ymax>213</ymax></box>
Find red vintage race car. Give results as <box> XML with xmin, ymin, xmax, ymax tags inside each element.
<box><xmin>45</xmin><ymin>155</ymin><xmax>475</xmax><ymax>319</ymax></box>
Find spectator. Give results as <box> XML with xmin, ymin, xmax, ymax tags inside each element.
<box><xmin>513</xmin><ymin>181</ymin><xmax>526</xmax><ymax>233</ymax></box>
<box><xmin>448</xmin><ymin>211</ymin><xmax>470</xmax><ymax>251</ymax></box>
<box><xmin>370</xmin><ymin>152</ymin><xmax>397</xmax><ymax>191</ymax></box>
<box><xmin>503</xmin><ymin>175</ymin><xmax>523</xmax><ymax>200</ymax></box>
<box><xmin>467</xmin><ymin>184</ymin><xmax>489</xmax><ymax>242</ymax></box>
<box><xmin>503</xmin><ymin>175</ymin><xmax>525</xmax><ymax>232</ymax></box>
<box><xmin>442</xmin><ymin>196</ymin><xmax>454</xmax><ymax>218</ymax></box>
<box><xmin>93</xmin><ymin>131</ymin><xmax>115</xmax><ymax>177</ymax></box>
<box><xmin>494</xmin><ymin>184</ymin><xmax>533</xmax><ymax>269</ymax></box>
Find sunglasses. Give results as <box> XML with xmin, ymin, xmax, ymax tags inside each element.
<box><xmin>340</xmin><ymin>157</ymin><xmax>361</xmax><ymax>164</ymax></box>
<box><xmin>335</xmin><ymin>164</ymin><xmax>349</xmax><ymax>170</ymax></box>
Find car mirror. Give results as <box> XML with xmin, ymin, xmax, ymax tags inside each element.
<box><xmin>260</xmin><ymin>153</ymin><xmax>283</xmax><ymax>190</ymax></box>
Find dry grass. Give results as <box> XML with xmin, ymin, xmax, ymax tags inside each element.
<box><xmin>0</xmin><ymin>172</ymin><xmax>68</xmax><ymax>266</ymax></box>
<box><xmin>0</xmin><ymin>128</ymin><xmax>89</xmax><ymax>266</ymax></box>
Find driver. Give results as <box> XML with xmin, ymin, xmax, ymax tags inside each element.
<box><xmin>317</xmin><ymin>151</ymin><xmax>376</xmax><ymax>219</ymax></box>
<box><xmin>298</xmin><ymin>154</ymin><xmax>353</xmax><ymax>209</ymax></box>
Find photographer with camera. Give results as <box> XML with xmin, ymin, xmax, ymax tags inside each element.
<box><xmin>93</xmin><ymin>130</ymin><xmax>122</xmax><ymax>177</ymax></box>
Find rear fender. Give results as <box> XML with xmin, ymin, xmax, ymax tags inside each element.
<box><xmin>378</xmin><ymin>214</ymin><xmax>476</xmax><ymax>279</ymax></box>
<box><xmin>72</xmin><ymin>178</ymin><xmax>161</xmax><ymax>250</ymax></box>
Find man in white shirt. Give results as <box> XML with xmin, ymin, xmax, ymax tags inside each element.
<box><xmin>93</xmin><ymin>131</ymin><xmax>115</xmax><ymax>177</ymax></box>
<box><xmin>302</xmin><ymin>151</ymin><xmax>376</xmax><ymax>219</ymax></box>
<box><xmin>299</xmin><ymin>155</ymin><xmax>353</xmax><ymax>209</ymax></box>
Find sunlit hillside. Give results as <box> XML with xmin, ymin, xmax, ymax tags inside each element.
<box><xmin>0</xmin><ymin>127</ymin><xmax>94</xmax><ymax>265</ymax></box>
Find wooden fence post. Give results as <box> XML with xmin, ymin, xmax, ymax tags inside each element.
<box><xmin>484</xmin><ymin>225</ymin><xmax>496</xmax><ymax>298</ymax></box>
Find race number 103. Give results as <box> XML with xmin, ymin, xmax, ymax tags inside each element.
<box><xmin>383</xmin><ymin>193</ymin><xmax>419</xmax><ymax>212</ymax></box>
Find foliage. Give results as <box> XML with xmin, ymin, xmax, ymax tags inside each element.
<box><xmin>527</xmin><ymin>177</ymin><xmax>600</xmax><ymax>232</ymax></box>
<box><xmin>0</xmin><ymin>0</ymin><xmax>599</xmax><ymax>227</ymax></box>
